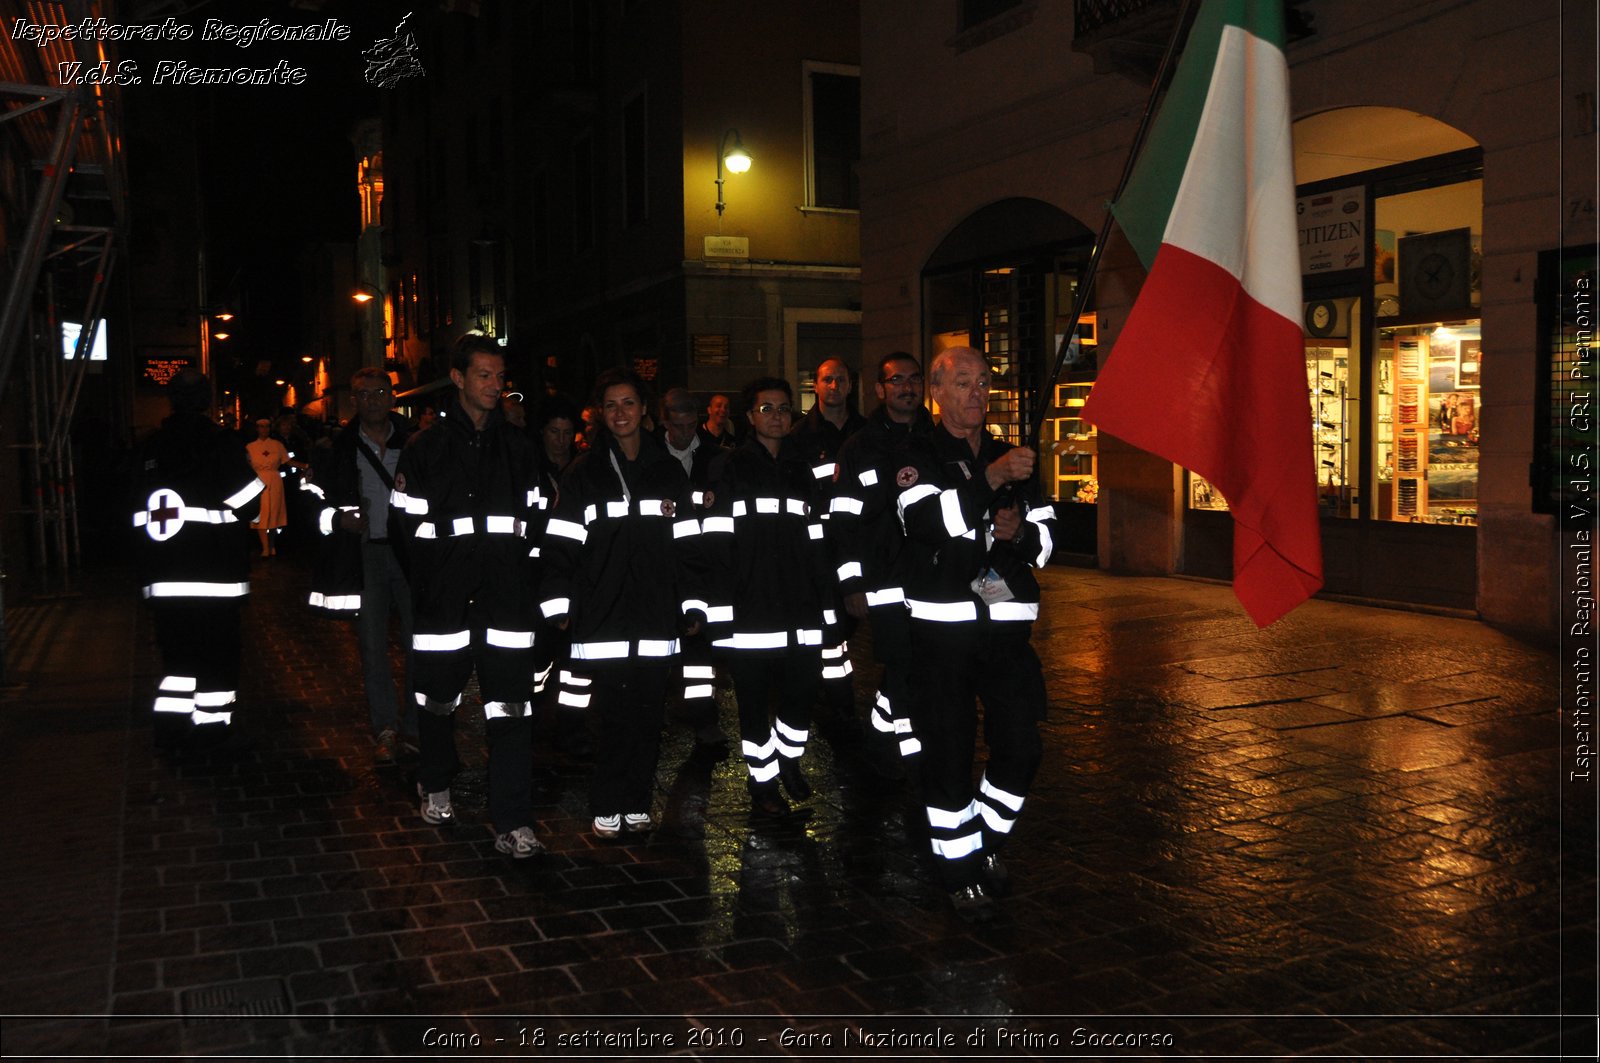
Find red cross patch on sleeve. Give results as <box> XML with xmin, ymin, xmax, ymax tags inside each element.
<box><xmin>896</xmin><ymin>466</ymin><xmax>918</xmax><ymax>487</ymax></box>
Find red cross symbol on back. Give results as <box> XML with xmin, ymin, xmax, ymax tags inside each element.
<box><xmin>150</xmin><ymin>493</ymin><xmax>181</xmax><ymax>534</ymax></box>
<box><xmin>144</xmin><ymin>489</ymin><xmax>186</xmax><ymax>541</ymax></box>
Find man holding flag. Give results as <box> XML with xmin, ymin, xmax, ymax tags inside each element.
<box><xmin>1082</xmin><ymin>0</ymin><xmax>1321</xmax><ymax>627</ymax></box>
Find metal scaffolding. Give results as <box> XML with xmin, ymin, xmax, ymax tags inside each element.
<box><xmin>1</xmin><ymin>0</ymin><xmax>130</xmax><ymax>681</ymax></box>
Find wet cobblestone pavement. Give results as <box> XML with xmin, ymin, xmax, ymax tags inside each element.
<box><xmin>2</xmin><ymin>555</ymin><xmax>1595</xmax><ymax>1059</ymax></box>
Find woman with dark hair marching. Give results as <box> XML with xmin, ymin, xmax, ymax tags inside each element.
<box><xmin>538</xmin><ymin>368</ymin><xmax>704</xmax><ymax>838</ymax></box>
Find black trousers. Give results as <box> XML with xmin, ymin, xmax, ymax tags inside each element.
<box><xmin>152</xmin><ymin>601</ymin><xmax>242</xmax><ymax>726</ymax></box>
<box><xmin>726</xmin><ymin>650</ymin><xmax>819</xmax><ymax>791</ymax></box>
<box><xmin>906</xmin><ymin>622</ymin><xmax>1046</xmax><ymax>887</ymax></box>
<box><xmin>414</xmin><ymin>623</ymin><xmax>537</xmax><ymax>835</ymax></box>
<box><xmin>866</xmin><ymin>603</ymin><xmax>918</xmax><ymax>758</ymax></box>
<box><xmin>577</xmin><ymin>662</ymin><xmax>670</xmax><ymax>817</ymax></box>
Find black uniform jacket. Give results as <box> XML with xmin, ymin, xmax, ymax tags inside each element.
<box><xmin>788</xmin><ymin>405</ymin><xmax>867</xmax><ymax>484</ymax></box>
<box><xmin>389</xmin><ymin>397</ymin><xmax>547</xmax><ymax>648</ymax></box>
<box><xmin>538</xmin><ymin>432</ymin><xmax>701</xmax><ymax>665</ymax></box>
<box><xmin>830</xmin><ymin>406</ymin><xmax>933</xmax><ymax>606</ymax></box>
<box><xmin>701</xmin><ymin>435</ymin><xmax>838</xmax><ymax>654</ymax></box>
<box><xmin>304</xmin><ymin>413</ymin><xmax>414</xmax><ymax>617</ymax></box>
<box><xmin>895</xmin><ymin>425</ymin><xmax>1058</xmax><ymax>631</ymax></box>
<box><xmin>133</xmin><ymin>412</ymin><xmax>263</xmax><ymax>603</ymax></box>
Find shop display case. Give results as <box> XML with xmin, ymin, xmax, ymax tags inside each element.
<box><xmin>1048</xmin><ymin>381</ymin><xmax>1097</xmax><ymax>503</ymax></box>
<box><xmin>1307</xmin><ymin>344</ymin><xmax>1351</xmax><ymax>516</ymax></box>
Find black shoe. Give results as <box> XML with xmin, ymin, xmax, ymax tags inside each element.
<box><xmin>949</xmin><ymin>882</ymin><xmax>997</xmax><ymax>921</ymax></box>
<box><xmin>980</xmin><ymin>852</ymin><xmax>1010</xmax><ymax>896</ymax></box>
<box><xmin>748</xmin><ymin>785</ymin><xmax>791</xmax><ymax>819</ymax></box>
<box><xmin>777</xmin><ymin>757</ymin><xmax>811</xmax><ymax>801</ymax></box>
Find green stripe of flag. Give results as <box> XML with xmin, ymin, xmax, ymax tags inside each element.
<box><xmin>1111</xmin><ymin>0</ymin><xmax>1290</xmax><ymax>269</ymax></box>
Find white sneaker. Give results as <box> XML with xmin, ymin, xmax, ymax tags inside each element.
<box><xmin>418</xmin><ymin>783</ymin><xmax>453</xmax><ymax>825</ymax></box>
<box><xmin>494</xmin><ymin>826</ymin><xmax>544</xmax><ymax>859</ymax></box>
<box><xmin>593</xmin><ymin>814</ymin><xmax>622</xmax><ymax>839</ymax></box>
<box><xmin>623</xmin><ymin>812</ymin><xmax>654</xmax><ymax>833</ymax></box>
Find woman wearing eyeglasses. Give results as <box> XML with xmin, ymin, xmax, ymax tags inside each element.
<box><xmin>538</xmin><ymin>368</ymin><xmax>703</xmax><ymax>840</ymax></box>
<box><xmin>700</xmin><ymin>377</ymin><xmax>839</xmax><ymax>819</ymax></box>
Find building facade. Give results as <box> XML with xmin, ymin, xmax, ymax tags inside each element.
<box><xmin>860</xmin><ymin>0</ymin><xmax>1596</xmax><ymax>634</ymax></box>
<box><xmin>379</xmin><ymin>0</ymin><xmax>862</xmax><ymax>410</ymax></box>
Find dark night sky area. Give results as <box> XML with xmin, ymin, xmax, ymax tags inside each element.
<box><xmin>119</xmin><ymin>1</ymin><xmax>410</xmax><ymax>363</ymax></box>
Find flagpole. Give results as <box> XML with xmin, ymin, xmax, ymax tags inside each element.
<box><xmin>1026</xmin><ymin>0</ymin><xmax>1201</xmax><ymax>448</ymax></box>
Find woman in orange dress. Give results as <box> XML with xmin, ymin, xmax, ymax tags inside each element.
<box><xmin>246</xmin><ymin>418</ymin><xmax>290</xmax><ymax>556</ymax></box>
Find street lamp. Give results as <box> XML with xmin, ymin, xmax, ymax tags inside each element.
<box><xmin>715</xmin><ymin>128</ymin><xmax>752</xmax><ymax>217</ymax></box>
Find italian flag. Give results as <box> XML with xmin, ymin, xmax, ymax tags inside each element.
<box><xmin>1082</xmin><ymin>0</ymin><xmax>1321</xmax><ymax>627</ymax></box>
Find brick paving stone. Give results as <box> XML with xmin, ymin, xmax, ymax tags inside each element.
<box><xmin>2</xmin><ymin>561</ymin><xmax>1591</xmax><ymax>1058</ymax></box>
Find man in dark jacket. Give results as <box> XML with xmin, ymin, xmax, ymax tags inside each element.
<box><xmin>390</xmin><ymin>335</ymin><xmax>548</xmax><ymax>859</ymax></box>
<box><xmin>306</xmin><ymin>367</ymin><xmax>416</xmax><ymax>762</ymax></box>
<box><xmin>831</xmin><ymin>352</ymin><xmax>933</xmax><ymax>775</ymax></box>
<box><xmin>788</xmin><ymin>357</ymin><xmax>867</xmax><ymax>729</ymax></box>
<box><xmin>895</xmin><ymin>346</ymin><xmax>1056</xmax><ymax>920</ymax></box>
<box><xmin>134</xmin><ymin>369</ymin><xmax>263</xmax><ymax>742</ymax></box>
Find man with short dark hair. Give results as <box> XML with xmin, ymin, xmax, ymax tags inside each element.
<box><xmin>895</xmin><ymin>346</ymin><xmax>1056</xmax><ymax>919</ymax></box>
<box><xmin>703</xmin><ymin>393</ymin><xmax>735</xmax><ymax>447</ymax></box>
<box><xmin>390</xmin><ymin>335</ymin><xmax>548</xmax><ymax>859</ymax></box>
<box><xmin>306</xmin><ymin>366</ymin><xmax>416</xmax><ymax>762</ymax></box>
<box><xmin>789</xmin><ymin>356</ymin><xmax>868</xmax><ymax>729</ymax></box>
<box><xmin>831</xmin><ymin>352</ymin><xmax>933</xmax><ymax>775</ymax></box>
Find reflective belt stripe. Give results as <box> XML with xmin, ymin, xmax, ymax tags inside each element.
<box><xmin>899</xmin><ymin>736</ymin><xmax>923</xmax><ymax>756</ymax></box>
<box><xmin>732</xmin><ymin>501</ymin><xmax>745</xmax><ymax>517</ymax></box>
<box><xmin>931</xmin><ymin>831</ymin><xmax>984</xmax><ymax>859</ymax></box>
<box><xmin>837</xmin><ymin>561</ymin><xmax>863</xmax><ymax>581</ymax></box>
<box><xmin>980</xmin><ymin>775</ymin><xmax>1026</xmax><ymax>812</ymax></box>
<box><xmin>866</xmin><ymin>587</ymin><xmax>905</xmax><ymax>607</ymax></box>
<box><xmin>300</xmin><ymin>480</ymin><xmax>325</xmax><ymax>498</ymax></box>
<box><xmin>307</xmin><ymin>591</ymin><xmax>361</xmax><ymax>611</ymax></box>
<box><xmin>691</xmin><ymin>490</ymin><xmax>707</xmax><ymax>506</ymax></box>
<box><xmin>484</xmin><ymin>700</ymin><xmax>531</xmax><ymax>719</ymax></box>
<box><xmin>684</xmin><ymin>684</ymin><xmax>715</xmax><ymax>700</ymax></box>
<box><xmin>606</xmin><ymin>500</ymin><xmax>630</xmax><ymax>519</ymax></box>
<box><xmin>533</xmin><ymin>662</ymin><xmax>553</xmax><ymax>694</ymax></box>
<box><xmin>637</xmin><ymin>498</ymin><xmax>667</xmax><ymax>515</ymax></box>
<box><xmin>414</xmin><ymin>522</ymin><xmax>437</xmax><ymax>539</ymax></box>
<box><xmin>223</xmin><ymin>478</ymin><xmax>266</xmax><ymax>510</ymax></box>
<box><xmin>415</xmin><ymin>692</ymin><xmax>463</xmax><ymax>708</ymax></box>
<box><xmin>485</xmin><ymin>628</ymin><xmax>535</xmax><ymax>649</ymax></box>
<box><xmin>812</xmin><ymin>462</ymin><xmax>834</xmax><ymax>479</ymax></box>
<box><xmin>541</xmin><ymin>597</ymin><xmax>571</xmax><ymax>618</ymax></box>
<box><xmin>822</xmin><ymin>661</ymin><xmax>853</xmax><ymax>679</ymax></box>
<box><xmin>159</xmin><ymin>675</ymin><xmax>197</xmax><ymax>692</ymax></box>
<box><xmin>526</xmin><ymin>489</ymin><xmax>547</xmax><ymax>509</ymax></box>
<box><xmin>808</xmin><ymin>523</ymin><xmax>824</xmax><ymax>540</ymax></box>
<box><xmin>391</xmin><ymin>489</ymin><xmax>428</xmax><ymax>515</ymax></box>
<box><xmin>673</xmin><ymin>519</ymin><xmax>700</xmax><ymax>539</ymax></box>
<box><xmin>413</xmin><ymin>630</ymin><xmax>470</xmax><ymax>651</ymax></box>
<box><xmin>830</xmin><ymin>495</ymin><xmax>864</xmax><ymax>515</ymax></box>
<box><xmin>870</xmin><ymin>706</ymin><xmax>895</xmax><ymax>733</ymax></box>
<box><xmin>701</xmin><ymin>516</ymin><xmax>734</xmax><ymax>534</ymax></box>
<box><xmin>702</xmin><ymin>605</ymin><xmax>733</xmax><ymax>624</ymax></box>
<box><xmin>755</xmin><ymin>498</ymin><xmax>779</xmax><ymax>514</ymax></box>
<box><xmin>545</xmin><ymin>519</ymin><xmax>587</xmax><ymax>543</ymax></box>
<box><xmin>989</xmin><ymin>601</ymin><xmax>1040</xmax><ymax>622</ymax></box>
<box><xmin>144</xmin><ymin>581</ymin><xmax>249</xmax><ymax>599</ymax></box>
<box><xmin>714</xmin><ymin>630</ymin><xmax>788</xmax><ymax>650</ymax></box>
<box><xmin>451</xmin><ymin>516</ymin><xmax>474</xmax><ymax>536</ymax></box>
<box><xmin>926</xmin><ymin>802</ymin><xmax>978</xmax><ymax>830</ymax></box>
<box><xmin>821</xmin><ymin>643</ymin><xmax>848</xmax><ymax>660</ymax></box>
<box><xmin>907</xmin><ymin>599</ymin><xmax>978</xmax><ymax>622</ymax></box>
<box><xmin>859</xmin><ymin>468</ymin><xmax>879</xmax><ymax>486</ymax></box>
<box><xmin>571</xmin><ymin>640</ymin><xmax>630</xmax><ymax>660</ymax></box>
<box><xmin>682</xmin><ymin>598</ymin><xmax>710</xmax><ymax>614</ymax></box>
<box><xmin>823</xmin><ymin>609</ymin><xmax>838</xmax><ymax>626</ymax></box>
<box><xmin>484</xmin><ymin>515</ymin><xmax>520</xmax><ymax>535</ymax></box>
<box><xmin>774</xmin><ymin>736</ymin><xmax>805</xmax><ymax>757</ymax></box>
<box><xmin>558</xmin><ymin>690</ymin><xmax>591</xmax><ymax>708</ymax></box>
<box><xmin>796</xmin><ymin>628</ymin><xmax>823</xmax><ymax>646</ymax></box>
<box><xmin>584</xmin><ymin>504</ymin><xmax>598</xmax><ymax>524</ymax></box>
<box><xmin>683</xmin><ymin>665</ymin><xmax>716</xmax><ymax>680</ymax></box>
<box><xmin>192</xmin><ymin>709</ymin><xmax>233</xmax><ymax>726</ymax></box>
<box><xmin>786</xmin><ymin>498</ymin><xmax>807</xmax><ymax>516</ymax></box>
<box><xmin>193</xmin><ymin>690</ymin><xmax>236</xmax><ymax>708</ymax></box>
<box><xmin>638</xmin><ymin>639</ymin><xmax>679</xmax><ymax>656</ymax></box>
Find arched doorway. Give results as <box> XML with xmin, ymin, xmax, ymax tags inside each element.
<box><xmin>1182</xmin><ymin>107</ymin><xmax>1485</xmax><ymax>608</ymax></box>
<box><xmin>921</xmin><ymin>198</ymin><xmax>1097</xmax><ymax>557</ymax></box>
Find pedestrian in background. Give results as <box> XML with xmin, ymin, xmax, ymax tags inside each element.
<box><xmin>306</xmin><ymin>367</ymin><xmax>417</xmax><ymax>763</ymax></box>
